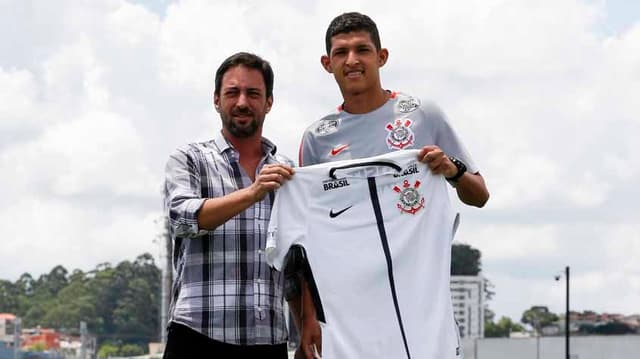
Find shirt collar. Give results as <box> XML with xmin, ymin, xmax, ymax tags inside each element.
<box><xmin>212</xmin><ymin>130</ymin><xmax>277</xmax><ymax>157</ymax></box>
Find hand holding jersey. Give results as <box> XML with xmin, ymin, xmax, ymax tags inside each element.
<box><xmin>250</xmin><ymin>163</ymin><xmax>295</xmax><ymax>201</ymax></box>
<box><xmin>418</xmin><ymin>145</ymin><xmax>457</xmax><ymax>177</ymax></box>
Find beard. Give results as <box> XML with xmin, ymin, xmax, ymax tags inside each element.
<box><xmin>221</xmin><ymin>107</ymin><xmax>264</xmax><ymax>138</ymax></box>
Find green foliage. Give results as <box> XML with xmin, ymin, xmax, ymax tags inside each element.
<box><xmin>485</xmin><ymin>316</ymin><xmax>525</xmax><ymax>337</ymax></box>
<box><xmin>26</xmin><ymin>342</ymin><xmax>47</xmax><ymax>352</ymax></box>
<box><xmin>582</xmin><ymin>322</ymin><xmax>635</xmax><ymax>335</ymax></box>
<box><xmin>120</xmin><ymin>343</ymin><xmax>145</xmax><ymax>356</ymax></box>
<box><xmin>1</xmin><ymin>253</ymin><xmax>161</xmax><ymax>347</ymax></box>
<box><xmin>97</xmin><ymin>343</ymin><xmax>120</xmax><ymax>359</ymax></box>
<box><xmin>451</xmin><ymin>243</ymin><xmax>481</xmax><ymax>275</ymax></box>
<box><xmin>0</xmin><ymin>279</ymin><xmax>20</xmax><ymax>313</ymax></box>
<box><xmin>521</xmin><ymin>306</ymin><xmax>559</xmax><ymax>333</ymax></box>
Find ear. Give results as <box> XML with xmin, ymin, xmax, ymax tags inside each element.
<box><xmin>265</xmin><ymin>96</ymin><xmax>273</xmax><ymax>113</ymax></box>
<box><xmin>378</xmin><ymin>48</ymin><xmax>389</xmax><ymax>68</ymax></box>
<box><xmin>213</xmin><ymin>93</ymin><xmax>220</xmax><ymax>112</ymax></box>
<box><xmin>320</xmin><ymin>55</ymin><xmax>333</xmax><ymax>73</ymax></box>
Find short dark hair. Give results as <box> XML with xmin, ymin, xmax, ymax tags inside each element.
<box><xmin>214</xmin><ymin>52</ymin><xmax>274</xmax><ymax>98</ymax></box>
<box><xmin>325</xmin><ymin>12</ymin><xmax>381</xmax><ymax>55</ymax></box>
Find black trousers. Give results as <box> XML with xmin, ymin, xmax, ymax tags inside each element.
<box><xmin>163</xmin><ymin>322</ymin><xmax>288</xmax><ymax>359</ymax></box>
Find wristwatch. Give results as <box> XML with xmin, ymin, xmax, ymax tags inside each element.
<box><xmin>445</xmin><ymin>156</ymin><xmax>467</xmax><ymax>183</ymax></box>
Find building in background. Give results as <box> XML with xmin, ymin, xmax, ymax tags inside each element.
<box><xmin>21</xmin><ymin>327</ymin><xmax>60</xmax><ymax>351</ymax></box>
<box><xmin>450</xmin><ymin>275</ymin><xmax>485</xmax><ymax>339</ymax></box>
<box><xmin>0</xmin><ymin>314</ymin><xmax>17</xmax><ymax>344</ymax></box>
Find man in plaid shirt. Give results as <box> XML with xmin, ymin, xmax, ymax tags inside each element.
<box><xmin>163</xmin><ymin>52</ymin><xmax>294</xmax><ymax>358</ymax></box>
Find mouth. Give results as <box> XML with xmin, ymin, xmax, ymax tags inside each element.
<box><xmin>232</xmin><ymin>109</ymin><xmax>254</xmax><ymax>119</ymax></box>
<box><xmin>345</xmin><ymin>69</ymin><xmax>364</xmax><ymax>79</ymax></box>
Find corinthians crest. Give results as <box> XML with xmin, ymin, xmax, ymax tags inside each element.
<box><xmin>385</xmin><ymin>119</ymin><xmax>415</xmax><ymax>150</ymax></box>
<box><xmin>393</xmin><ymin>179</ymin><xmax>424</xmax><ymax>215</ymax></box>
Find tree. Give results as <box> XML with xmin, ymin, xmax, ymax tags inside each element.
<box><xmin>120</xmin><ymin>343</ymin><xmax>145</xmax><ymax>356</ymax></box>
<box><xmin>521</xmin><ymin>306</ymin><xmax>559</xmax><ymax>334</ymax></box>
<box><xmin>97</xmin><ymin>343</ymin><xmax>119</xmax><ymax>359</ymax></box>
<box><xmin>2</xmin><ymin>253</ymin><xmax>162</xmax><ymax>348</ymax></box>
<box><xmin>16</xmin><ymin>273</ymin><xmax>35</xmax><ymax>296</ymax></box>
<box><xmin>25</xmin><ymin>342</ymin><xmax>47</xmax><ymax>352</ymax></box>
<box><xmin>451</xmin><ymin>243</ymin><xmax>481</xmax><ymax>275</ymax></box>
<box><xmin>593</xmin><ymin>322</ymin><xmax>634</xmax><ymax>335</ymax></box>
<box><xmin>37</xmin><ymin>265</ymin><xmax>69</xmax><ymax>297</ymax></box>
<box><xmin>41</xmin><ymin>275</ymin><xmax>97</xmax><ymax>330</ymax></box>
<box><xmin>0</xmin><ymin>279</ymin><xmax>19</xmax><ymax>313</ymax></box>
<box><xmin>485</xmin><ymin>316</ymin><xmax>525</xmax><ymax>337</ymax></box>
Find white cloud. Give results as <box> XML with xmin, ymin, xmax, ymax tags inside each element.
<box><xmin>0</xmin><ymin>196</ymin><xmax>161</xmax><ymax>277</ymax></box>
<box><xmin>462</xmin><ymin>224</ymin><xmax>559</xmax><ymax>260</ymax></box>
<box><xmin>157</xmin><ymin>1</ymin><xmax>254</xmax><ymax>92</ymax></box>
<box><xmin>0</xmin><ymin>68</ymin><xmax>38</xmax><ymax>122</ymax></box>
<box><xmin>106</xmin><ymin>2</ymin><xmax>160</xmax><ymax>47</ymax></box>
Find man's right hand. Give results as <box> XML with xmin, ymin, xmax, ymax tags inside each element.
<box><xmin>250</xmin><ymin>163</ymin><xmax>294</xmax><ymax>201</ymax></box>
<box><xmin>300</xmin><ymin>317</ymin><xmax>322</xmax><ymax>359</ymax></box>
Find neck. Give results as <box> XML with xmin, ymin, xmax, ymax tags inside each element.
<box><xmin>341</xmin><ymin>87</ymin><xmax>389</xmax><ymax>114</ymax></box>
<box><xmin>222</xmin><ymin>129</ymin><xmax>264</xmax><ymax>158</ymax></box>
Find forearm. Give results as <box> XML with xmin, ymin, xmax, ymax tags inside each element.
<box><xmin>196</xmin><ymin>187</ymin><xmax>258</xmax><ymax>230</ymax></box>
<box><xmin>454</xmin><ymin>172</ymin><xmax>489</xmax><ymax>208</ymax></box>
<box><xmin>288</xmin><ymin>293</ymin><xmax>303</xmax><ymax>335</ymax></box>
<box><xmin>300</xmin><ymin>280</ymin><xmax>317</xmax><ymax>323</ymax></box>
<box><xmin>288</xmin><ymin>280</ymin><xmax>317</xmax><ymax>328</ymax></box>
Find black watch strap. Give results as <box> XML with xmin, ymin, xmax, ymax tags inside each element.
<box><xmin>445</xmin><ymin>156</ymin><xmax>467</xmax><ymax>183</ymax></box>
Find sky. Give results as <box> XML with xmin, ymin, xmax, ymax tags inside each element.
<box><xmin>1</xmin><ymin>0</ymin><xmax>638</xmax><ymax>322</ymax></box>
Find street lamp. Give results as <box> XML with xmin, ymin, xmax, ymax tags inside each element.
<box><xmin>555</xmin><ymin>266</ymin><xmax>570</xmax><ymax>359</ymax></box>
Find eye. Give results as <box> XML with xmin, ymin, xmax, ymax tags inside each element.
<box><xmin>224</xmin><ymin>88</ymin><xmax>239</xmax><ymax>97</ymax></box>
<box><xmin>248</xmin><ymin>91</ymin><xmax>262</xmax><ymax>99</ymax></box>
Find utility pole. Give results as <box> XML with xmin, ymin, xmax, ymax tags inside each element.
<box><xmin>565</xmin><ymin>266</ymin><xmax>570</xmax><ymax>359</ymax></box>
<box><xmin>555</xmin><ymin>266</ymin><xmax>571</xmax><ymax>359</ymax></box>
<box><xmin>161</xmin><ymin>217</ymin><xmax>173</xmax><ymax>343</ymax></box>
<box><xmin>80</xmin><ymin>321</ymin><xmax>87</xmax><ymax>359</ymax></box>
<box><xmin>13</xmin><ymin>317</ymin><xmax>21</xmax><ymax>359</ymax></box>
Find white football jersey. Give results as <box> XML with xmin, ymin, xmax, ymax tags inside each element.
<box><xmin>267</xmin><ymin>150</ymin><xmax>463</xmax><ymax>359</ymax></box>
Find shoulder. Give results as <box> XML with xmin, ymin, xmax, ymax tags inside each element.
<box><xmin>303</xmin><ymin>110</ymin><xmax>342</xmax><ymax>138</ymax></box>
<box><xmin>389</xmin><ymin>92</ymin><xmax>447</xmax><ymax>125</ymax></box>
<box><xmin>171</xmin><ymin>141</ymin><xmax>209</xmax><ymax>157</ymax></box>
<box><xmin>391</xmin><ymin>92</ymin><xmax>442</xmax><ymax>116</ymax></box>
<box><xmin>299</xmin><ymin>110</ymin><xmax>342</xmax><ymax>166</ymax></box>
<box><xmin>167</xmin><ymin>141</ymin><xmax>217</xmax><ymax>166</ymax></box>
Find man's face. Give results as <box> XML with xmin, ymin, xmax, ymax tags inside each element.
<box><xmin>214</xmin><ymin>65</ymin><xmax>272</xmax><ymax>138</ymax></box>
<box><xmin>321</xmin><ymin>31</ymin><xmax>388</xmax><ymax>96</ymax></box>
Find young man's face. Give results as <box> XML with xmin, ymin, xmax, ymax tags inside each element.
<box><xmin>321</xmin><ymin>30</ymin><xmax>388</xmax><ymax>97</ymax></box>
<box><xmin>214</xmin><ymin>65</ymin><xmax>272</xmax><ymax>139</ymax></box>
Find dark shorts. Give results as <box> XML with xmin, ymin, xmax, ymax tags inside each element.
<box><xmin>163</xmin><ymin>322</ymin><xmax>288</xmax><ymax>359</ymax></box>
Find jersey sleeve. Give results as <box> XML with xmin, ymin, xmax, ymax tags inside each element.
<box><xmin>422</xmin><ymin>101</ymin><xmax>480</xmax><ymax>174</ymax></box>
<box><xmin>266</xmin><ymin>174</ymin><xmax>309</xmax><ymax>270</ymax></box>
<box><xmin>298</xmin><ymin>129</ymin><xmax>319</xmax><ymax>167</ymax></box>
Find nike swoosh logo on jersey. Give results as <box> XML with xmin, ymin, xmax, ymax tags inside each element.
<box><xmin>329</xmin><ymin>205</ymin><xmax>352</xmax><ymax>218</ymax></box>
<box><xmin>330</xmin><ymin>144</ymin><xmax>349</xmax><ymax>156</ymax></box>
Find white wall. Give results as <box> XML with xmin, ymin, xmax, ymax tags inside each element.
<box><xmin>462</xmin><ymin>335</ymin><xmax>640</xmax><ymax>359</ymax></box>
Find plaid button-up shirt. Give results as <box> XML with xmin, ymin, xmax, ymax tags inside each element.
<box><xmin>164</xmin><ymin>131</ymin><xmax>287</xmax><ymax>345</ymax></box>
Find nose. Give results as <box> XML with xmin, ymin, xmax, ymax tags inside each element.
<box><xmin>346</xmin><ymin>50</ymin><xmax>359</xmax><ymax>66</ymax></box>
<box><xmin>236</xmin><ymin>91</ymin><xmax>249</xmax><ymax>108</ymax></box>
